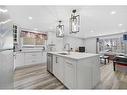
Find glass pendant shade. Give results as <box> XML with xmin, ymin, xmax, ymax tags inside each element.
<box><xmin>70</xmin><ymin>9</ymin><xmax>80</xmax><ymax>33</ymax></box>
<box><xmin>56</xmin><ymin>21</ymin><xmax>64</xmax><ymax>38</ymax></box>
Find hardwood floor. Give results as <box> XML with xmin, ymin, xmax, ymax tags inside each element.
<box><xmin>14</xmin><ymin>62</ymin><xmax>127</xmax><ymax>89</ymax></box>
<box><xmin>96</xmin><ymin>61</ymin><xmax>127</xmax><ymax>89</ymax></box>
<box><xmin>14</xmin><ymin>64</ymin><xmax>66</xmax><ymax>89</ymax></box>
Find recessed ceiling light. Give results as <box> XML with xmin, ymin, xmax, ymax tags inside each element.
<box><xmin>0</xmin><ymin>8</ymin><xmax>8</xmax><ymax>13</ymax></box>
<box><xmin>118</xmin><ymin>24</ymin><xmax>123</xmax><ymax>27</ymax></box>
<box><xmin>90</xmin><ymin>30</ymin><xmax>94</xmax><ymax>33</ymax></box>
<box><xmin>28</xmin><ymin>16</ymin><xmax>32</xmax><ymax>20</ymax></box>
<box><xmin>110</xmin><ymin>11</ymin><xmax>116</xmax><ymax>15</ymax></box>
<box><xmin>99</xmin><ymin>33</ymin><xmax>102</xmax><ymax>36</ymax></box>
<box><xmin>34</xmin><ymin>28</ymin><xmax>38</xmax><ymax>30</ymax></box>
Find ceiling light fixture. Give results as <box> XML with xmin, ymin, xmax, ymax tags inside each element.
<box><xmin>34</xmin><ymin>28</ymin><xmax>38</xmax><ymax>30</ymax></box>
<box><xmin>90</xmin><ymin>30</ymin><xmax>94</xmax><ymax>33</ymax></box>
<box><xmin>110</xmin><ymin>11</ymin><xmax>116</xmax><ymax>15</ymax></box>
<box><xmin>70</xmin><ymin>9</ymin><xmax>80</xmax><ymax>33</ymax></box>
<box><xmin>0</xmin><ymin>8</ymin><xmax>8</xmax><ymax>13</ymax></box>
<box><xmin>56</xmin><ymin>20</ymin><xmax>64</xmax><ymax>38</ymax></box>
<box><xmin>0</xmin><ymin>19</ymin><xmax>11</xmax><ymax>25</ymax></box>
<box><xmin>118</xmin><ymin>24</ymin><xmax>123</xmax><ymax>27</ymax></box>
<box><xmin>28</xmin><ymin>16</ymin><xmax>32</xmax><ymax>20</ymax></box>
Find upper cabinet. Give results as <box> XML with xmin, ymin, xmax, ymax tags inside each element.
<box><xmin>20</xmin><ymin>30</ymin><xmax>47</xmax><ymax>47</ymax></box>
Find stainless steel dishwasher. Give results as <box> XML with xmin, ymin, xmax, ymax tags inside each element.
<box><xmin>47</xmin><ymin>53</ymin><xmax>53</xmax><ymax>73</ymax></box>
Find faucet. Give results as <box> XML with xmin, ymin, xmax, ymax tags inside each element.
<box><xmin>64</xmin><ymin>43</ymin><xmax>71</xmax><ymax>54</ymax></box>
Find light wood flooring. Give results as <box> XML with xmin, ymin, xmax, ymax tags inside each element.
<box><xmin>14</xmin><ymin>64</ymin><xmax>66</xmax><ymax>89</ymax></box>
<box><xmin>14</xmin><ymin>62</ymin><xmax>127</xmax><ymax>89</ymax></box>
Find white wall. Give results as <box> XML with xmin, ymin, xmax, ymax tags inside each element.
<box><xmin>47</xmin><ymin>32</ymin><xmax>84</xmax><ymax>52</ymax></box>
<box><xmin>47</xmin><ymin>32</ymin><xmax>64</xmax><ymax>51</ymax></box>
<box><xmin>63</xmin><ymin>36</ymin><xmax>84</xmax><ymax>51</ymax></box>
<box><xmin>84</xmin><ymin>38</ymin><xmax>97</xmax><ymax>53</ymax></box>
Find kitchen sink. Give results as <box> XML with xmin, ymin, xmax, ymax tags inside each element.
<box><xmin>58</xmin><ymin>53</ymin><xmax>68</xmax><ymax>55</ymax></box>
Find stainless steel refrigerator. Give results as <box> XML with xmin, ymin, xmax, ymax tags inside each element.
<box><xmin>0</xmin><ymin>6</ymin><xmax>14</xmax><ymax>89</ymax></box>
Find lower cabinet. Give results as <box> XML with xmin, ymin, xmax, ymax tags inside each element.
<box><xmin>14</xmin><ymin>53</ymin><xmax>25</xmax><ymax>68</ymax></box>
<box><xmin>64</xmin><ymin>59</ymin><xmax>75</xmax><ymax>89</ymax></box>
<box><xmin>53</xmin><ymin>55</ymin><xmax>64</xmax><ymax>83</ymax></box>
<box><xmin>24</xmin><ymin>52</ymin><xmax>43</xmax><ymax>65</ymax></box>
<box><xmin>53</xmin><ymin>56</ymin><xmax>76</xmax><ymax>89</ymax></box>
<box><xmin>92</xmin><ymin>56</ymin><xmax>100</xmax><ymax>87</ymax></box>
<box><xmin>14</xmin><ymin>51</ymin><xmax>47</xmax><ymax>68</ymax></box>
<box><xmin>77</xmin><ymin>59</ymin><xmax>93</xmax><ymax>89</ymax></box>
<box><xmin>0</xmin><ymin>50</ymin><xmax>14</xmax><ymax>89</ymax></box>
<box><xmin>52</xmin><ymin>55</ymin><xmax>100</xmax><ymax>89</ymax></box>
<box><xmin>42</xmin><ymin>52</ymin><xmax>47</xmax><ymax>63</ymax></box>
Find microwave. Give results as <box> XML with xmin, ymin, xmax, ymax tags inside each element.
<box><xmin>79</xmin><ymin>47</ymin><xmax>85</xmax><ymax>52</ymax></box>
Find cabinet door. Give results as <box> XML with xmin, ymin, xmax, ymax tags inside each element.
<box><xmin>42</xmin><ymin>52</ymin><xmax>47</xmax><ymax>63</ymax></box>
<box><xmin>77</xmin><ymin>58</ymin><xmax>93</xmax><ymax>89</ymax></box>
<box><xmin>64</xmin><ymin>59</ymin><xmax>75</xmax><ymax>89</ymax></box>
<box><xmin>53</xmin><ymin>55</ymin><xmax>64</xmax><ymax>83</ymax></box>
<box><xmin>24</xmin><ymin>53</ymin><xmax>36</xmax><ymax>65</ymax></box>
<box><xmin>24</xmin><ymin>52</ymin><xmax>44</xmax><ymax>66</ymax></box>
<box><xmin>14</xmin><ymin>53</ymin><xmax>24</xmax><ymax>68</ymax></box>
<box><xmin>0</xmin><ymin>50</ymin><xmax>14</xmax><ymax>89</ymax></box>
<box><xmin>53</xmin><ymin>55</ymin><xmax>59</xmax><ymax>77</ymax></box>
<box><xmin>92</xmin><ymin>56</ymin><xmax>100</xmax><ymax>87</ymax></box>
<box><xmin>57</xmin><ymin>57</ymin><xmax>64</xmax><ymax>83</ymax></box>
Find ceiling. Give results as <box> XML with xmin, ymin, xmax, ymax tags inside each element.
<box><xmin>5</xmin><ymin>5</ymin><xmax>127</xmax><ymax>38</ymax></box>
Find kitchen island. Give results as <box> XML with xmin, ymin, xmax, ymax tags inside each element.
<box><xmin>48</xmin><ymin>52</ymin><xmax>100</xmax><ymax>89</ymax></box>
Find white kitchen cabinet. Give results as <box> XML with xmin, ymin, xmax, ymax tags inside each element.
<box><xmin>42</xmin><ymin>52</ymin><xmax>47</xmax><ymax>63</ymax></box>
<box><xmin>76</xmin><ymin>57</ymin><xmax>100</xmax><ymax>89</ymax></box>
<box><xmin>53</xmin><ymin>55</ymin><xmax>59</xmax><ymax>78</ymax></box>
<box><xmin>53</xmin><ymin>55</ymin><xmax>64</xmax><ymax>83</ymax></box>
<box><xmin>58</xmin><ymin>57</ymin><xmax>64</xmax><ymax>83</ymax></box>
<box><xmin>0</xmin><ymin>50</ymin><xmax>14</xmax><ymax>88</ymax></box>
<box><xmin>53</xmin><ymin>56</ymin><xmax>76</xmax><ymax>89</ymax></box>
<box><xmin>64</xmin><ymin>59</ymin><xmax>76</xmax><ymax>89</ymax></box>
<box><xmin>77</xmin><ymin>58</ymin><xmax>93</xmax><ymax>89</ymax></box>
<box><xmin>14</xmin><ymin>53</ymin><xmax>25</xmax><ymax>68</ymax></box>
<box><xmin>51</xmin><ymin>52</ymin><xmax>100</xmax><ymax>89</ymax></box>
<box><xmin>24</xmin><ymin>52</ymin><xmax>43</xmax><ymax>66</ymax></box>
<box><xmin>92</xmin><ymin>56</ymin><xmax>100</xmax><ymax>87</ymax></box>
<box><xmin>14</xmin><ymin>51</ymin><xmax>47</xmax><ymax>68</ymax></box>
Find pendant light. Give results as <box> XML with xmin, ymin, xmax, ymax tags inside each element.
<box><xmin>70</xmin><ymin>9</ymin><xmax>80</xmax><ymax>33</ymax></box>
<box><xmin>56</xmin><ymin>20</ymin><xmax>64</xmax><ymax>38</ymax></box>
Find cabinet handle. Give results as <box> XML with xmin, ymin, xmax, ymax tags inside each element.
<box><xmin>56</xmin><ymin>57</ymin><xmax>58</xmax><ymax>63</ymax></box>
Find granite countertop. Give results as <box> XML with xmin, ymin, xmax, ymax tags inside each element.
<box><xmin>48</xmin><ymin>51</ymin><xmax>99</xmax><ymax>60</ymax></box>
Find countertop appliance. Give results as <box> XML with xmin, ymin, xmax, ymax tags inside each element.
<box><xmin>79</xmin><ymin>46</ymin><xmax>85</xmax><ymax>52</ymax></box>
<box><xmin>47</xmin><ymin>53</ymin><xmax>53</xmax><ymax>73</ymax></box>
<box><xmin>0</xmin><ymin>6</ymin><xmax>14</xmax><ymax>89</ymax></box>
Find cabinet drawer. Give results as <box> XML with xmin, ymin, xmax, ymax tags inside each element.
<box><xmin>24</xmin><ymin>52</ymin><xmax>43</xmax><ymax>65</ymax></box>
<box><xmin>64</xmin><ymin>59</ymin><xmax>76</xmax><ymax>66</ymax></box>
<box><xmin>25</xmin><ymin>59</ymin><xmax>40</xmax><ymax>65</ymax></box>
<box><xmin>25</xmin><ymin>52</ymin><xmax>42</xmax><ymax>59</ymax></box>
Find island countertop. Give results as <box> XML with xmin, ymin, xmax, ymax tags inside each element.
<box><xmin>48</xmin><ymin>51</ymin><xmax>99</xmax><ymax>60</ymax></box>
